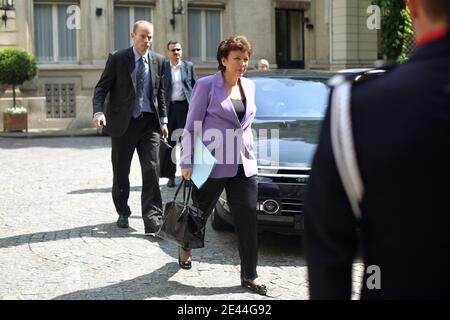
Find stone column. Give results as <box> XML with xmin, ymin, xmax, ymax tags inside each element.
<box><xmin>231</xmin><ymin>0</ymin><xmax>274</xmax><ymax>69</ymax></box>
<box><xmin>79</xmin><ymin>0</ymin><xmax>111</xmax><ymax>65</ymax></box>
<box><xmin>0</xmin><ymin>3</ymin><xmax>18</xmax><ymax>48</ymax></box>
<box><xmin>330</xmin><ymin>0</ymin><xmax>378</xmax><ymax>70</ymax></box>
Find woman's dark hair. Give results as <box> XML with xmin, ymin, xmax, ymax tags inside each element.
<box><xmin>217</xmin><ymin>36</ymin><xmax>253</xmax><ymax>71</ymax></box>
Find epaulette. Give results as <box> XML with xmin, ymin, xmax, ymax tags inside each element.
<box><xmin>373</xmin><ymin>60</ymin><xmax>397</xmax><ymax>71</ymax></box>
<box><xmin>327</xmin><ymin>61</ymin><xmax>399</xmax><ymax>217</ymax></box>
<box><xmin>327</xmin><ymin>60</ymin><xmax>397</xmax><ymax>88</ymax></box>
<box><xmin>327</xmin><ymin>74</ymin><xmax>350</xmax><ymax>88</ymax></box>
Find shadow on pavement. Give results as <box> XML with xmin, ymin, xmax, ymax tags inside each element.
<box><xmin>0</xmin><ymin>136</ymin><xmax>110</xmax><ymax>150</ymax></box>
<box><xmin>68</xmin><ymin>186</ymin><xmax>141</xmax><ymax>195</ymax></box>
<box><xmin>0</xmin><ymin>222</ymin><xmax>160</xmax><ymax>249</ymax></box>
<box><xmin>52</xmin><ymin>262</ymin><xmax>248</xmax><ymax>300</ymax></box>
<box><xmin>67</xmin><ymin>181</ymin><xmax>178</xmax><ymax>195</ymax></box>
<box><xmin>0</xmin><ymin>218</ymin><xmax>304</xmax><ymax>267</ymax></box>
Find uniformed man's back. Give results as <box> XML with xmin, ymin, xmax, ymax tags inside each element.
<box><xmin>351</xmin><ymin>33</ymin><xmax>450</xmax><ymax>299</ymax></box>
<box><xmin>305</xmin><ymin>0</ymin><xmax>450</xmax><ymax>299</ymax></box>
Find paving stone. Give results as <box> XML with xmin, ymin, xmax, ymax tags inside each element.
<box><xmin>0</xmin><ymin>136</ymin><xmax>363</xmax><ymax>300</ymax></box>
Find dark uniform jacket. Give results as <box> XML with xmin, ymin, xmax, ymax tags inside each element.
<box><xmin>92</xmin><ymin>47</ymin><xmax>167</xmax><ymax>137</ymax></box>
<box><xmin>304</xmin><ymin>31</ymin><xmax>450</xmax><ymax>299</ymax></box>
<box><xmin>163</xmin><ymin>60</ymin><xmax>197</xmax><ymax>113</ymax></box>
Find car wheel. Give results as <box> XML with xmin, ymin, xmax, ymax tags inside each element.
<box><xmin>211</xmin><ymin>205</ymin><xmax>233</xmax><ymax>231</ymax></box>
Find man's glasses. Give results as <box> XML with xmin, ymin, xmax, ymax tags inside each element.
<box><xmin>171</xmin><ymin>48</ymin><xmax>181</xmax><ymax>52</ymax></box>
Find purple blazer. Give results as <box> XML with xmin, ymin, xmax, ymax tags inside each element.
<box><xmin>180</xmin><ymin>71</ymin><xmax>258</xmax><ymax>179</ymax></box>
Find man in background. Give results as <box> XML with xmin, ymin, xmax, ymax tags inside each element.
<box><xmin>163</xmin><ymin>41</ymin><xmax>197</xmax><ymax>187</ymax></box>
<box><xmin>255</xmin><ymin>59</ymin><xmax>269</xmax><ymax>70</ymax></box>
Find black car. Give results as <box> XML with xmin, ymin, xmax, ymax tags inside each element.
<box><xmin>211</xmin><ymin>69</ymin><xmax>335</xmax><ymax>235</ymax></box>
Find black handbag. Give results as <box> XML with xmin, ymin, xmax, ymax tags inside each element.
<box><xmin>159</xmin><ymin>139</ymin><xmax>175</xmax><ymax>178</ymax></box>
<box><xmin>156</xmin><ymin>180</ymin><xmax>206</xmax><ymax>249</ymax></box>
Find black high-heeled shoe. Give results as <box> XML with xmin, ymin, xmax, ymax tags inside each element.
<box><xmin>241</xmin><ymin>279</ymin><xmax>268</xmax><ymax>296</ymax></box>
<box><xmin>178</xmin><ymin>247</ymin><xmax>192</xmax><ymax>270</ymax></box>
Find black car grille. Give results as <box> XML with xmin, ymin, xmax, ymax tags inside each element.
<box><xmin>258</xmin><ymin>168</ymin><xmax>310</xmax><ymax>184</ymax></box>
<box><xmin>257</xmin><ymin>167</ymin><xmax>308</xmax><ymax>216</ymax></box>
<box><xmin>258</xmin><ymin>198</ymin><xmax>304</xmax><ymax>216</ymax></box>
<box><xmin>280</xmin><ymin>199</ymin><xmax>304</xmax><ymax>214</ymax></box>
<box><xmin>263</xmin><ymin>176</ymin><xmax>309</xmax><ymax>184</ymax></box>
<box><xmin>277</xmin><ymin>169</ymin><xmax>310</xmax><ymax>175</ymax></box>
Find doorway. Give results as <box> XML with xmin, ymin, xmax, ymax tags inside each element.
<box><xmin>276</xmin><ymin>9</ymin><xmax>305</xmax><ymax>69</ymax></box>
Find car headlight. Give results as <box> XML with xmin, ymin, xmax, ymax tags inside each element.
<box><xmin>259</xmin><ymin>200</ymin><xmax>280</xmax><ymax>214</ymax></box>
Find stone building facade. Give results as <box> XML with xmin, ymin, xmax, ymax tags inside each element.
<box><xmin>0</xmin><ymin>0</ymin><xmax>378</xmax><ymax>131</ymax></box>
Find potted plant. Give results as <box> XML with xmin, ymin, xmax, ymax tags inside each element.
<box><xmin>3</xmin><ymin>106</ymin><xmax>28</xmax><ymax>132</ymax></box>
<box><xmin>0</xmin><ymin>47</ymin><xmax>37</xmax><ymax>132</ymax></box>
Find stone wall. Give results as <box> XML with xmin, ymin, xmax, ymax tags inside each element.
<box><xmin>0</xmin><ymin>0</ymin><xmax>378</xmax><ymax>130</ymax></box>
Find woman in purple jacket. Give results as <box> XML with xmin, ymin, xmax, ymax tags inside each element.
<box><xmin>179</xmin><ymin>36</ymin><xmax>267</xmax><ymax>295</ymax></box>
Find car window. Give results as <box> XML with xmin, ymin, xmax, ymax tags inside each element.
<box><xmin>251</xmin><ymin>77</ymin><xmax>330</xmax><ymax>119</ymax></box>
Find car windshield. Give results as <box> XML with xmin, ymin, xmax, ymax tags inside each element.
<box><xmin>250</xmin><ymin>77</ymin><xmax>330</xmax><ymax>119</ymax></box>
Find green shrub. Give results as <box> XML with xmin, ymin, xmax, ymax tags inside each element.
<box><xmin>0</xmin><ymin>47</ymin><xmax>37</xmax><ymax>108</ymax></box>
<box><xmin>373</xmin><ymin>0</ymin><xmax>414</xmax><ymax>64</ymax></box>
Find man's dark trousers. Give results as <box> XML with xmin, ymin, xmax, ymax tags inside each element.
<box><xmin>111</xmin><ymin>112</ymin><xmax>162</xmax><ymax>227</ymax></box>
<box><xmin>167</xmin><ymin>100</ymin><xmax>189</xmax><ymax>179</ymax></box>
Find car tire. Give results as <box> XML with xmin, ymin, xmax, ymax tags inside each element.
<box><xmin>211</xmin><ymin>205</ymin><xmax>233</xmax><ymax>231</ymax></box>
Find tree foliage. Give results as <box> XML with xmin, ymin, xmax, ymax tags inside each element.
<box><xmin>0</xmin><ymin>47</ymin><xmax>37</xmax><ymax>86</ymax></box>
<box><xmin>373</xmin><ymin>0</ymin><xmax>414</xmax><ymax>63</ymax></box>
<box><xmin>0</xmin><ymin>47</ymin><xmax>37</xmax><ymax>108</ymax></box>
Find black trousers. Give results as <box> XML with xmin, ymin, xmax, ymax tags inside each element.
<box><xmin>167</xmin><ymin>100</ymin><xmax>189</xmax><ymax>179</ymax></box>
<box><xmin>111</xmin><ymin>112</ymin><xmax>162</xmax><ymax>228</ymax></box>
<box><xmin>192</xmin><ymin>165</ymin><xmax>259</xmax><ymax>280</ymax></box>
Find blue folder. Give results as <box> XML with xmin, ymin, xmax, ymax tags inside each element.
<box><xmin>191</xmin><ymin>135</ymin><xmax>217</xmax><ymax>189</ymax></box>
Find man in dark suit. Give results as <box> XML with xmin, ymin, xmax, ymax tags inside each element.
<box><xmin>304</xmin><ymin>0</ymin><xmax>450</xmax><ymax>299</ymax></box>
<box><xmin>163</xmin><ymin>41</ymin><xmax>197</xmax><ymax>187</ymax></box>
<box><xmin>92</xmin><ymin>21</ymin><xmax>169</xmax><ymax>234</ymax></box>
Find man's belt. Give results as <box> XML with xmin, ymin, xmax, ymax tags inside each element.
<box><xmin>171</xmin><ymin>100</ymin><xmax>187</xmax><ymax>104</ymax></box>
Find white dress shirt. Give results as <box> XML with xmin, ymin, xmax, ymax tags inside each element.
<box><xmin>170</xmin><ymin>60</ymin><xmax>186</xmax><ymax>102</ymax></box>
<box><xmin>94</xmin><ymin>47</ymin><xmax>168</xmax><ymax>124</ymax></box>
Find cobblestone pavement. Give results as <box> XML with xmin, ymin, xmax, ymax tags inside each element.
<box><xmin>0</xmin><ymin>136</ymin><xmax>363</xmax><ymax>300</ymax></box>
